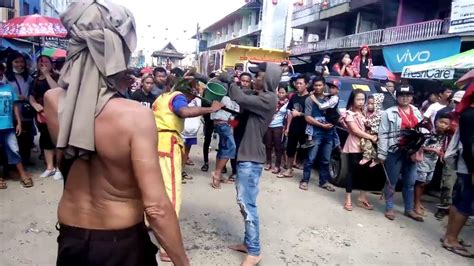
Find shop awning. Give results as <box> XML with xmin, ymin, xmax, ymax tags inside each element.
<box><xmin>0</xmin><ymin>38</ymin><xmax>35</xmax><ymax>54</ymax></box>
<box><xmin>401</xmin><ymin>49</ymin><xmax>474</xmax><ymax>80</ymax></box>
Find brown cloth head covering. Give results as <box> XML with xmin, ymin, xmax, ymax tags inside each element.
<box><xmin>57</xmin><ymin>0</ymin><xmax>137</xmax><ymax>158</ymax></box>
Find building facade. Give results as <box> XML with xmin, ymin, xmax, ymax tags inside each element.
<box><xmin>197</xmin><ymin>0</ymin><xmax>293</xmax><ymax>51</ymax></box>
<box><xmin>289</xmin><ymin>0</ymin><xmax>472</xmax><ymax>73</ymax></box>
<box><xmin>151</xmin><ymin>42</ymin><xmax>185</xmax><ymax>69</ymax></box>
<box><xmin>42</xmin><ymin>0</ymin><xmax>70</xmax><ymax>18</ymax></box>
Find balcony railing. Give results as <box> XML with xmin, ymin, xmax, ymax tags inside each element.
<box><xmin>321</xmin><ymin>0</ymin><xmax>351</xmax><ymax>9</ymax></box>
<box><xmin>292</xmin><ymin>2</ymin><xmax>321</xmax><ymax>20</ymax></box>
<box><xmin>291</xmin><ymin>19</ymin><xmax>451</xmax><ymax>56</ymax></box>
<box><xmin>207</xmin><ymin>23</ymin><xmax>262</xmax><ymax>47</ymax></box>
<box><xmin>383</xmin><ymin>19</ymin><xmax>445</xmax><ymax>43</ymax></box>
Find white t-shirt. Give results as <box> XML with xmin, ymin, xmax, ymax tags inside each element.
<box><xmin>423</xmin><ymin>102</ymin><xmax>447</xmax><ymax>127</ymax></box>
<box><xmin>182</xmin><ymin>98</ymin><xmax>202</xmax><ymax>139</ymax></box>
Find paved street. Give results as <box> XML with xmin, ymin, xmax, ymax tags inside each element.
<box><xmin>1</xmin><ymin>136</ymin><xmax>473</xmax><ymax>265</ymax></box>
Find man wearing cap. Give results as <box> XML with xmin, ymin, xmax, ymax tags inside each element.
<box><xmin>378</xmin><ymin>85</ymin><xmax>424</xmax><ymax>222</ymax></box>
<box><xmin>434</xmin><ymin>90</ymin><xmax>466</xmax><ymax>219</ymax></box>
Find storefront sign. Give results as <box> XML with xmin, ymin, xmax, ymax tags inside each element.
<box><xmin>401</xmin><ymin>68</ymin><xmax>455</xmax><ymax>80</ymax></box>
<box><xmin>449</xmin><ymin>0</ymin><xmax>474</xmax><ymax>34</ymax></box>
<box><xmin>383</xmin><ymin>37</ymin><xmax>461</xmax><ymax>73</ymax></box>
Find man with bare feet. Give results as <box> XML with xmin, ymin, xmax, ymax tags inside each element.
<box><xmin>228</xmin><ymin>63</ymin><xmax>281</xmax><ymax>265</ymax></box>
<box><xmin>44</xmin><ymin>1</ymin><xmax>188</xmax><ymax>265</ymax></box>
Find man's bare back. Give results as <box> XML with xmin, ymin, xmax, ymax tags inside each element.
<box><xmin>44</xmin><ymin>88</ymin><xmax>189</xmax><ymax>265</ymax></box>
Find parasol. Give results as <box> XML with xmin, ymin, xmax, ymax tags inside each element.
<box><xmin>0</xmin><ymin>14</ymin><xmax>67</xmax><ymax>38</ymax></box>
<box><xmin>38</xmin><ymin>47</ymin><xmax>67</xmax><ymax>59</ymax></box>
<box><xmin>140</xmin><ymin>67</ymin><xmax>153</xmax><ymax>75</ymax></box>
<box><xmin>456</xmin><ymin>69</ymin><xmax>474</xmax><ymax>86</ymax></box>
<box><xmin>369</xmin><ymin>66</ymin><xmax>399</xmax><ymax>82</ymax></box>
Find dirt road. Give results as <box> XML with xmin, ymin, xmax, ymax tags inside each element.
<box><xmin>1</xmin><ymin>142</ymin><xmax>473</xmax><ymax>265</ymax></box>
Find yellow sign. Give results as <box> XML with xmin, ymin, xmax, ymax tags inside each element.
<box><xmin>352</xmin><ymin>84</ymin><xmax>370</xmax><ymax>91</ymax></box>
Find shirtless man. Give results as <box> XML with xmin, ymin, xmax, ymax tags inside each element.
<box><xmin>43</xmin><ymin>1</ymin><xmax>189</xmax><ymax>265</ymax></box>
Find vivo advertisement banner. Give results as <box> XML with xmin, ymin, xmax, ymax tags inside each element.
<box><xmin>383</xmin><ymin>37</ymin><xmax>461</xmax><ymax>73</ymax></box>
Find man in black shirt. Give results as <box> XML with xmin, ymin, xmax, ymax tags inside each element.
<box><xmin>277</xmin><ymin>75</ymin><xmax>309</xmax><ymax>178</ymax></box>
<box><xmin>131</xmin><ymin>75</ymin><xmax>156</xmax><ymax>109</ymax></box>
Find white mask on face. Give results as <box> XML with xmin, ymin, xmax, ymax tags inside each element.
<box><xmin>13</xmin><ymin>68</ymin><xmax>24</xmax><ymax>74</ymax></box>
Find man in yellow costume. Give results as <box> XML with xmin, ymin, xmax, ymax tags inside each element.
<box><xmin>152</xmin><ymin>77</ymin><xmax>224</xmax><ymax>262</ymax></box>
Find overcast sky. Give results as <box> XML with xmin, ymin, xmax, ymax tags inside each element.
<box><xmin>113</xmin><ymin>0</ymin><xmax>244</xmax><ymax>56</ymax></box>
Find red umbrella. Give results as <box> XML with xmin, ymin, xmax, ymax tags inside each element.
<box><xmin>140</xmin><ymin>67</ymin><xmax>153</xmax><ymax>75</ymax></box>
<box><xmin>0</xmin><ymin>14</ymin><xmax>67</xmax><ymax>38</ymax></box>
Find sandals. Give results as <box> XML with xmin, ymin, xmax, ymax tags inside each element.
<box><xmin>185</xmin><ymin>159</ymin><xmax>195</xmax><ymax>166</ymax></box>
<box><xmin>292</xmin><ymin>164</ymin><xmax>303</xmax><ymax>170</ymax></box>
<box><xmin>264</xmin><ymin>164</ymin><xmax>272</xmax><ymax>171</ymax></box>
<box><xmin>201</xmin><ymin>163</ymin><xmax>209</xmax><ymax>172</ymax></box>
<box><xmin>211</xmin><ymin>173</ymin><xmax>221</xmax><ymax>189</ymax></box>
<box><xmin>299</xmin><ymin>182</ymin><xmax>308</xmax><ymax>191</ymax></box>
<box><xmin>442</xmin><ymin>241</ymin><xmax>474</xmax><ymax>258</ymax></box>
<box><xmin>344</xmin><ymin>202</ymin><xmax>353</xmax><ymax>211</ymax></box>
<box><xmin>404</xmin><ymin>211</ymin><xmax>424</xmax><ymax>222</ymax></box>
<box><xmin>182</xmin><ymin>172</ymin><xmax>193</xmax><ymax>180</ymax></box>
<box><xmin>385</xmin><ymin>210</ymin><xmax>395</xmax><ymax>221</ymax></box>
<box><xmin>228</xmin><ymin>174</ymin><xmax>236</xmax><ymax>182</ymax></box>
<box><xmin>320</xmin><ymin>183</ymin><xmax>335</xmax><ymax>192</ymax></box>
<box><xmin>159</xmin><ymin>251</ymin><xmax>172</xmax><ymax>262</ymax></box>
<box><xmin>0</xmin><ymin>179</ymin><xmax>7</xmax><ymax>189</ymax></box>
<box><xmin>20</xmin><ymin>177</ymin><xmax>34</xmax><ymax>188</ymax></box>
<box><xmin>356</xmin><ymin>200</ymin><xmax>373</xmax><ymax>210</ymax></box>
<box><xmin>271</xmin><ymin>167</ymin><xmax>281</xmax><ymax>174</ymax></box>
<box><xmin>277</xmin><ymin>170</ymin><xmax>293</xmax><ymax>178</ymax></box>
<box><xmin>439</xmin><ymin>238</ymin><xmax>472</xmax><ymax>248</ymax></box>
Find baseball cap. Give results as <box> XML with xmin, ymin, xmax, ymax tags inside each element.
<box><xmin>396</xmin><ymin>85</ymin><xmax>414</xmax><ymax>95</ymax></box>
<box><xmin>452</xmin><ymin>90</ymin><xmax>465</xmax><ymax>103</ymax></box>
<box><xmin>248</xmin><ymin>62</ymin><xmax>267</xmax><ymax>74</ymax></box>
<box><xmin>326</xmin><ymin>79</ymin><xmax>341</xmax><ymax>90</ymax></box>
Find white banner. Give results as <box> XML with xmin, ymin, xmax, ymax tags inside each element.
<box><xmin>402</xmin><ymin>67</ymin><xmax>455</xmax><ymax>80</ymax></box>
<box><xmin>449</xmin><ymin>0</ymin><xmax>474</xmax><ymax>34</ymax></box>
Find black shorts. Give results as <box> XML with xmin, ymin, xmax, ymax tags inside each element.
<box><xmin>37</xmin><ymin>122</ymin><xmax>55</xmax><ymax>150</ymax></box>
<box><xmin>286</xmin><ymin>130</ymin><xmax>306</xmax><ymax>158</ymax></box>
<box><xmin>57</xmin><ymin>222</ymin><xmax>158</xmax><ymax>266</ymax></box>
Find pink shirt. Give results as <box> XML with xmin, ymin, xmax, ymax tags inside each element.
<box><xmin>342</xmin><ymin>110</ymin><xmax>366</xmax><ymax>153</ymax></box>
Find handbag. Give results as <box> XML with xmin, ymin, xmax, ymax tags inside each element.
<box><xmin>13</xmin><ymin>77</ymin><xmax>36</xmax><ymax>120</ymax></box>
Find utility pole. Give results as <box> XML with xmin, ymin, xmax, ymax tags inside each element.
<box><xmin>195</xmin><ymin>22</ymin><xmax>200</xmax><ymax>68</ymax></box>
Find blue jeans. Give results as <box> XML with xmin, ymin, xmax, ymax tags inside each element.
<box><xmin>301</xmin><ymin>132</ymin><xmax>334</xmax><ymax>186</ymax></box>
<box><xmin>215</xmin><ymin>123</ymin><xmax>236</xmax><ymax>159</ymax></box>
<box><xmin>383</xmin><ymin>151</ymin><xmax>417</xmax><ymax>212</ymax></box>
<box><xmin>0</xmin><ymin>129</ymin><xmax>22</xmax><ymax>165</ymax></box>
<box><xmin>235</xmin><ymin>161</ymin><xmax>263</xmax><ymax>256</ymax></box>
